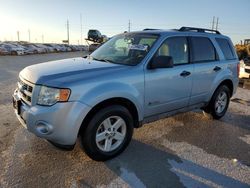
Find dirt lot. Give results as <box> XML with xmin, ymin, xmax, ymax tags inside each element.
<box><xmin>0</xmin><ymin>52</ymin><xmax>250</xmax><ymax>188</ymax></box>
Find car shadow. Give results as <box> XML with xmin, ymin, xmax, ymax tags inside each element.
<box><xmin>166</xmin><ymin>111</ymin><xmax>250</xmax><ymax>167</ymax></box>
<box><xmin>105</xmin><ymin>140</ymin><xmax>249</xmax><ymax>188</ymax></box>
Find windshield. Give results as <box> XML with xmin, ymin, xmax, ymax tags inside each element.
<box><xmin>89</xmin><ymin>33</ymin><xmax>159</xmax><ymax>65</ymax></box>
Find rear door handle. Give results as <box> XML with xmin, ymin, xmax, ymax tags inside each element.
<box><xmin>213</xmin><ymin>66</ymin><xmax>221</xmax><ymax>72</ymax></box>
<box><xmin>180</xmin><ymin>71</ymin><xmax>191</xmax><ymax>77</ymax></box>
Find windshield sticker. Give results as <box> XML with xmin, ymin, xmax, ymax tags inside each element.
<box><xmin>129</xmin><ymin>44</ymin><xmax>148</xmax><ymax>51</ymax></box>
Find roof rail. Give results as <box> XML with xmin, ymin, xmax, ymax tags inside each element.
<box><xmin>143</xmin><ymin>28</ymin><xmax>161</xmax><ymax>31</ymax></box>
<box><xmin>179</xmin><ymin>27</ymin><xmax>221</xmax><ymax>34</ymax></box>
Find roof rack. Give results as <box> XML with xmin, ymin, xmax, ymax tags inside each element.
<box><xmin>179</xmin><ymin>27</ymin><xmax>221</xmax><ymax>34</ymax></box>
<box><xmin>143</xmin><ymin>28</ymin><xmax>161</xmax><ymax>31</ymax></box>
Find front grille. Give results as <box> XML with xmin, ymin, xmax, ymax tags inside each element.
<box><xmin>245</xmin><ymin>68</ymin><xmax>250</xmax><ymax>74</ymax></box>
<box><xmin>18</xmin><ymin>78</ymin><xmax>34</xmax><ymax>105</ymax></box>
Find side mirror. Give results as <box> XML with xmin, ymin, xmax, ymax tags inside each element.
<box><xmin>149</xmin><ymin>56</ymin><xmax>174</xmax><ymax>69</ymax></box>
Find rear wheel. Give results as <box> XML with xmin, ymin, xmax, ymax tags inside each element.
<box><xmin>203</xmin><ymin>85</ymin><xmax>230</xmax><ymax>119</ymax></box>
<box><xmin>80</xmin><ymin>105</ymin><xmax>134</xmax><ymax>161</ymax></box>
<box><xmin>11</xmin><ymin>51</ymin><xmax>18</xmax><ymax>55</ymax></box>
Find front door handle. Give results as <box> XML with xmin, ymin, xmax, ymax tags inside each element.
<box><xmin>180</xmin><ymin>71</ymin><xmax>191</xmax><ymax>77</ymax></box>
<box><xmin>213</xmin><ymin>66</ymin><xmax>221</xmax><ymax>72</ymax></box>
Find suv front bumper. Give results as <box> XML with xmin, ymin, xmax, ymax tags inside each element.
<box><xmin>13</xmin><ymin>90</ymin><xmax>91</xmax><ymax>146</ymax></box>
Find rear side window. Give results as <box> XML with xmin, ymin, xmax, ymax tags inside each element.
<box><xmin>190</xmin><ymin>37</ymin><xmax>216</xmax><ymax>62</ymax></box>
<box><xmin>216</xmin><ymin>38</ymin><xmax>236</xmax><ymax>60</ymax></box>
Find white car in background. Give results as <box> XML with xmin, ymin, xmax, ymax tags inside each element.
<box><xmin>0</xmin><ymin>44</ymin><xmax>10</xmax><ymax>55</ymax></box>
<box><xmin>239</xmin><ymin>57</ymin><xmax>250</xmax><ymax>79</ymax></box>
<box><xmin>36</xmin><ymin>44</ymin><xmax>55</xmax><ymax>53</ymax></box>
<box><xmin>0</xmin><ymin>43</ymin><xmax>25</xmax><ymax>55</ymax></box>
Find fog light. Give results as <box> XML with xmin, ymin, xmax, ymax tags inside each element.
<box><xmin>36</xmin><ymin>121</ymin><xmax>52</xmax><ymax>135</ymax></box>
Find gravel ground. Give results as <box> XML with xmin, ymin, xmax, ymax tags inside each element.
<box><xmin>0</xmin><ymin>52</ymin><xmax>249</xmax><ymax>188</ymax></box>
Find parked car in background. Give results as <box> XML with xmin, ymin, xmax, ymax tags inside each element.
<box><xmin>0</xmin><ymin>44</ymin><xmax>10</xmax><ymax>55</ymax></box>
<box><xmin>62</xmin><ymin>44</ymin><xmax>72</xmax><ymax>52</ymax></box>
<box><xmin>0</xmin><ymin>41</ymin><xmax>88</xmax><ymax>55</ymax></box>
<box><xmin>69</xmin><ymin>45</ymin><xmax>76</xmax><ymax>51</ymax></box>
<box><xmin>89</xmin><ymin>43</ymin><xmax>101</xmax><ymax>52</ymax></box>
<box><xmin>0</xmin><ymin>42</ymin><xmax>25</xmax><ymax>55</ymax></box>
<box><xmin>36</xmin><ymin>44</ymin><xmax>55</xmax><ymax>53</ymax></box>
<box><xmin>239</xmin><ymin>57</ymin><xmax>250</xmax><ymax>79</ymax></box>
<box><xmin>80</xmin><ymin>45</ymin><xmax>88</xmax><ymax>51</ymax></box>
<box><xmin>20</xmin><ymin>43</ymin><xmax>39</xmax><ymax>54</ymax></box>
<box><xmin>58</xmin><ymin>44</ymin><xmax>69</xmax><ymax>52</ymax></box>
<box><xmin>43</xmin><ymin>44</ymin><xmax>59</xmax><ymax>52</ymax></box>
<box><xmin>30</xmin><ymin>44</ymin><xmax>47</xmax><ymax>54</ymax></box>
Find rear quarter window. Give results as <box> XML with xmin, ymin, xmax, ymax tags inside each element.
<box><xmin>216</xmin><ymin>38</ymin><xmax>236</xmax><ymax>60</ymax></box>
<box><xmin>190</xmin><ymin>37</ymin><xmax>217</xmax><ymax>62</ymax></box>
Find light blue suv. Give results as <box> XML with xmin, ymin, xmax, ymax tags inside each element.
<box><xmin>13</xmin><ymin>27</ymin><xmax>239</xmax><ymax>161</ymax></box>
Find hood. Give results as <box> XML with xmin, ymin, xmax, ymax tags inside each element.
<box><xmin>20</xmin><ymin>57</ymin><xmax>126</xmax><ymax>87</ymax></box>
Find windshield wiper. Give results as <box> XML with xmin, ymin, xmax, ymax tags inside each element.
<box><xmin>91</xmin><ymin>57</ymin><xmax>116</xmax><ymax>64</ymax></box>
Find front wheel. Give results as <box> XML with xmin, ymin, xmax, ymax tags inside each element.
<box><xmin>80</xmin><ymin>105</ymin><xmax>134</xmax><ymax>161</ymax></box>
<box><xmin>204</xmin><ymin>85</ymin><xmax>230</xmax><ymax>119</ymax></box>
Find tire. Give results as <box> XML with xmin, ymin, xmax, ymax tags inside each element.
<box><xmin>11</xmin><ymin>51</ymin><xmax>18</xmax><ymax>56</ymax></box>
<box><xmin>80</xmin><ymin>105</ymin><xmax>134</xmax><ymax>161</ymax></box>
<box><xmin>205</xmin><ymin>85</ymin><xmax>230</xmax><ymax>120</ymax></box>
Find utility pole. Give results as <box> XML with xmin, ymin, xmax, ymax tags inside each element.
<box><xmin>28</xmin><ymin>29</ymin><xmax>31</xmax><ymax>42</ymax></box>
<box><xmin>211</xmin><ymin>16</ymin><xmax>219</xmax><ymax>31</ymax></box>
<box><xmin>67</xmin><ymin>19</ymin><xmax>70</xmax><ymax>45</ymax></box>
<box><xmin>212</xmin><ymin>16</ymin><xmax>215</xmax><ymax>30</ymax></box>
<box><xmin>42</xmin><ymin>34</ymin><xmax>44</xmax><ymax>43</ymax></box>
<box><xmin>128</xmin><ymin>19</ymin><xmax>131</xmax><ymax>32</ymax></box>
<box><xmin>17</xmin><ymin>31</ymin><xmax>20</xmax><ymax>41</ymax></box>
<box><xmin>80</xmin><ymin>14</ymin><xmax>83</xmax><ymax>45</ymax></box>
<box><xmin>215</xmin><ymin>17</ymin><xmax>219</xmax><ymax>31</ymax></box>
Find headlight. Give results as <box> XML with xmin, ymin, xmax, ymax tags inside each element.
<box><xmin>37</xmin><ymin>86</ymin><xmax>71</xmax><ymax>106</ymax></box>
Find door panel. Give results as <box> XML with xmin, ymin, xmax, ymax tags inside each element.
<box><xmin>188</xmin><ymin>36</ymin><xmax>220</xmax><ymax>105</ymax></box>
<box><xmin>189</xmin><ymin>61</ymin><xmax>220</xmax><ymax>105</ymax></box>
<box><xmin>144</xmin><ymin>64</ymin><xmax>193</xmax><ymax>117</ymax></box>
<box><xmin>144</xmin><ymin>36</ymin><xmax>193</xmax><ymax>117</ymax></box>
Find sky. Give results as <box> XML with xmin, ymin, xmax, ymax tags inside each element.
<box><xmin>0</xmin><ymin>0</ymin><xmax>249</xmax><ymax>44</ymax></box>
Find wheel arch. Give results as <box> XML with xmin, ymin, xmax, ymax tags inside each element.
<box><xmin>78</xmin><ymin>97</ymin><xmax>140</xmax><ymax>136</ymax></box>
<box><xmin>216</xmin><ymin>79</ymin><xmax>234</xmax><ymax>97</ymax></box>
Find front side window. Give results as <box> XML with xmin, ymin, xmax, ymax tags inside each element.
<box><xmin>90</xmin><ymin>33</ymin><xmax>159</xmax><ymax>66</ymax></box>
<box><xmin>191</xmin><ymin>37</ymin><xmax>216</xmax><ymax>62</ymax></box>
<box><xmin>155</xmin><ymin>37</ymin><xmax>189</xmax><ymax>65</ymax></box>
